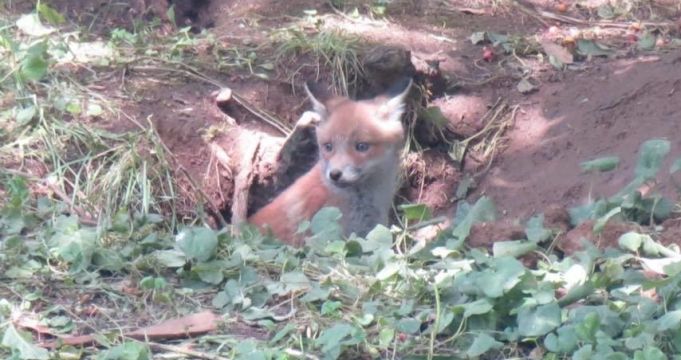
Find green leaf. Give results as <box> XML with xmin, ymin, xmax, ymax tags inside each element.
<box><xmin>618</xmin><ymin>232</ymin><xmax>644</xmax><ymax>252</ymax></box>
<box><xmin>176</xmin><ymin>227</ymin><xmax>217</xmax><ymax>262</ymax></box>
<box><xmin>493</xmin><ymin>240</ymin><xmax>537</xmax><ymax>258</ymax></box>
<box><xmin>572</xmin><ymin>345</ymin><xmax>593</xmax><ymax>360</ymax></box>
<box><xmin>315</xmin><ymin>323</ymin><xmax>363</xmax><ymax>359</ymax></box>
<box><xmin>580</xmin><ymin>156</ymin><xmax>620</xmax><ymax>173</ymax></box>
<box><xmin>193</xmin><ymin>260</ymin><xmax>225</xmax><ymax>284</ymax></box>
<box><xmin>398</xmin><ymin>203</ymin><xmax>431</xmax><ymax>222</ymax></box>
<box><xmin>670</xmin><ymin>158</ymin><xmax>681</xmax><ymax>174</ymax></box>
<box><xmin>633</xmin><ymin>347</ymin><xmax>667</xmax><ymax>360</ymax></box>
<box><xmin>97</xmin><ymin>341</ymin><xmax>150</xmax><ymax>360</ymax></box>
<box><xmin>635</xmin><ymin>139</ymin><xmax>671</xmax><ymax>180</ymax></box>
<box><xmin>517</xmin><ymin>303</ymin><xmax>561</xmax><ymax>337</ymax></box>
<box><xmin>396</xmin><ymin>318</ymin><xmax>421</xmax><ymax>334</ymax></box>
<box><xmin>470</xmin><ymin>31</ymin><xmax>487</xmax><ymax>45</ymax></box>
<box><xmin>152</xmin><ymin>249</ymin><xmax>187</xmax><ymax>267</ymax></box>
<box><xmin>321</xmin><ymin>300</ymin><xmax>342</xmax><ymax>316</ymax></box>
<box><xmin>465</xmin><ymin>333</ymin><xmax>503</xmax><ymax>357</ymax></box>
<box><xmin>21</xmin><ymin>51</ymin><xmax>48</xmax><ymax>81</ymax></box>
<box><xmin>655</xmin><ymin>310</ymin><xmax>681</xmax><ymax>332</ymax></box>
<box><xmin>592</xmin><ymin>206</ymin><xmax>621</xmax><ymax>234</ymax></box>
<box><xmin>597</xmin><ymin>4</ymin><xmax>615</xmax><ymax>19</ymax></box>
<box><xmin>270</xmin><ymin>323</ymin><xmax>295</xmax><ymax>344</ymax></box>
<box><xmin>525</xmin><ymin>214</ymin><xmax>551</xmax><ymax>243</ymax></box>
<box><xmin>37</xmin><ymin>3</ymin><xmax>65</xmax><ymax>24</ymax></box>
<box><xmin>451</xmin><ymin>196</ymin><xmax>496</xmax><ymax>241</ymax></box>
<box><xmin>577</xmin><ymin>39</ymin><xmax>613</xmax><ymax>57</ymax></box>
<box><xmin>575</xmin><ymin>312</ymin><xmax>600</xmax><ymax>342</ymax></box>
<box><xmin>1</xmin><ymin>324</ymin><xmax>49</xmax><ymax>360</ymax></box>
<box><xmin>309</xmin><ymin>206</ymin><xmax>343</xmax><ymax>243</ymax></box>
<box><xmin>479</xmin><ymin>256</ymin><xmax>526</xmax><ymax>298</ymax></box>
<box><xmin>15</xmin><ymin>106</ymin><xmax>37</xmax><ymax>125</ymax></box>
<box><xmin>544</xmin><ymin>325</ymin><xmax>579</xmax><ymax>353</ymax></box>
<box><xmin>637</xmin><ymin>32</ymin><xmax>657</xmax><ymax>51</ymax></box>
<box><xmin>378</xmin><ymin>327</ymin><xmax>394</xmax><ymax>348</ymax></box>
<box><xmin>267</xmin><ymin>271</ymin><xmax>310</xmax><ymax>296</ymax></box>
<box><xmin>461</xmin><ymin>298</ymin><xmax>494</xmax><ymax>318</ymax></box>
<box><xmin>487</xmin><ymin>32</ymin><xmax>509</xmax><ymax>46</ymax></box>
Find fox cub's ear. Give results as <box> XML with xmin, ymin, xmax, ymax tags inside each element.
<box><xmin>379</xmin><ymin>78</ymin><xmax>412</xmax><ymax>123</ymax></box>
<box><xmin>304</xmin><ymin>81</ymin><xmax>329</xmax><ymax>117</ymax></box>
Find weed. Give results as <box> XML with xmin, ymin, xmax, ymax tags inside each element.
<box><xmin>273</xmin><ymin>21</ymin><xmax>363</xmax><ymax>96</ymax></box>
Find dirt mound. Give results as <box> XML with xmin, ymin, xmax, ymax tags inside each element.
<box><xmin>477</xmin><ymin>53</ymin><xmax>681</xmax><ymax>220</ymax></box>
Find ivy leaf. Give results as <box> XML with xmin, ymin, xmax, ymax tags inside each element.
<box><xmin>451</xmin><ymin>196</ymin><xmax>496</xmax><ymax>242</ymax></box>
<box><xmin>635</xmin><ymin>139</ymin><xmax>671</xmax><ymax>180</ymax></box>
<box><xmin>637</xmin><ymin>32</ymin><xmax>657</xmax><ymax>51</ymax></box>
<box><xmin>618</xmin><ymin>232</ymin><xmax>645</xmax><ymax>252</ymax></box>
<box><xmin>580</xmin><ymin>156</ymin><xmax>620</xmax><ymax>173</ymax></box>
<box><xmin>37</xmin><ymin>3</ymin><xmax>65</xmax><ymax>24</ymax></box>
<box><xmin>633</xmin><ymin>347</ymin><xmax>667</xmax><ymax>360</ymax></box>
<box><xmin>479</xmin><ymin>256</ymin><xmax>526</xmax><ymax>298</ymax></box>
<box><xmin>1</xmin><ymin>324</ymin><xmax>49</xmax><ymax>360</ymax></box>
<box><xmin>398</xmin><ymin>203</ymin><xmax>431</xmax><ymax>222</ymax></box>
<box><xmin>20</xmin><ymin>44</ymin><xmax>48</xmax><ymax>81</ymax></box>
<box><xmin>493</xmin><ymin>240</ymin><xmax>537</xmax><ymax>258</ymax></box>
<box><xmin>525</xmin><ymin>214</ymin><xmax>551</xmax><ymax>243</ymax></box>
<box><xmin>98</xmin><ymin>341</ymin><xmax>151</xmax><ymax>359</ymax></box>
<box><xmin>517</xmin><ymin>303</ymin><xmax>561</xmax><ymax>337</ymax></box>
<box><xmin>152</xmin><ymin>249</ymin><xmax>187</xmax><ymax>268</ymax></box>
<box><xmin>175</xmin><ymin>227</ymin><xmax>218</xmax><ymax>262</ymax></box>
<box><xmin>461</xmin><ymin>298</ymin><xmax>494</xmax><ymax>318</ymax></box>
<box><xmin>465</xmin><ymin>333</ymin><xmax>503</xmax><ymax>357</ymax></box>
<box><xmin>577</xmin><ymin>39</ymin><xmax>613</xmax><ymax>57</ymax></box>
<box><xmin>655</xmin><ymin>309</ymin><xmax>681</xmax><ymax>332</ymax></box>
<box><xmin>315</xmin><ymin>323</ymin><xmax>363</xmax><ymax>359</ymax></box>
<box><xmin>670</xmin><ymin>158</ymin><xmax>681</xmax><ymax>174</ymax></box>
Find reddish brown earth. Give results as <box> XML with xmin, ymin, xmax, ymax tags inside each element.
<box><xmin>6</xmin><ymin>0</ymin><xmax>681</xmax><ymax>240</ymax></box>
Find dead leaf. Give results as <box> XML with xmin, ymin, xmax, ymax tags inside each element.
<box><xmin>41</xmin><ymin>311</ymin><xmax>220</xmax><ymax>348</ymax></box>
<box><xmin>540</xmin><ymin>40</ymin><xmax>573</xmax><ymax>64</ymax></box>
<box><xmin>128</xmin><ymin>310</ymin><xmax>219</xmax><ymax>340</ymax></box>
<box><xmin>517</xmin><ymin>78</ymin><xmax>539</xmax><ymax>94</ymax></box>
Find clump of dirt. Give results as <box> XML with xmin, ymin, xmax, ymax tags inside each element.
<box><xmin>467</xmin><ymin>220</ymin><xmax>526</xmax><ymax>249</ymax></box>
<box><xmin>556</xmin><ymin>220</ymin><xmax>640</xmax><ymax>255</ymax></box>
<box><xmin>400</xmin><ymin>150</ymin><xmax>461</xmax><ymax>213</ymax></box>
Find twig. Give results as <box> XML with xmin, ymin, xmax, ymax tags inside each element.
<box><xmin>406</xmin><ymin>216</ymin><xmax>448</xmax><ymax>231</ymax></box>
<box><xmin>131</xmin><ymin>61</ymin><xmax>291</xmax><ymax>135</ymax></box>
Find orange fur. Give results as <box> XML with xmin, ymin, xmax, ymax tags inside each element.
<box><xmin>248</xmin><ymin>80</ymin><xmax>412</xmax><ymax>246</ymax></box>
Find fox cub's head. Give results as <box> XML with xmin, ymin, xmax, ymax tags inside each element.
<box><xmin>305</xmin><ymin>79</ymin><xmax>412</xmax><ymax>188</ymax></box>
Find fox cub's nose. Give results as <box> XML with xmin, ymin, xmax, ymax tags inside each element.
<box><xmin>329</xmin><ymin>169</ymin><xmax>342</xmax><ymax>182</ymax></box>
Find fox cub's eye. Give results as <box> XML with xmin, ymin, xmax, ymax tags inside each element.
<box><xmin>323</xmin><ymin>143</ymin><xmax>333</xmax><ymax>152</ymax></box>
<box><xmin>355</xmin><ymin>142</ymin><xmax>370</xmax><ymax>152</ymax></box>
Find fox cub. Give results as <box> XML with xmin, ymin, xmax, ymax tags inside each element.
<box><xmin>249</xmin><ymin>79</ymin><xmax>412</xmax><ymax>246</ymax></box>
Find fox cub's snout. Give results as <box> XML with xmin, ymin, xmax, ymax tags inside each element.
<box><xmin>306</xmin><ymin>79</ymin><xmax>412</xmax><ymax>189</ymax></box>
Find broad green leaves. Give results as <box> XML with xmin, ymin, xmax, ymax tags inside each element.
<box><xmin>175</xmin><ymin>226</ymin><xmax>218</xmax><ymax>262</ymax></box>
<box><xmin>1</xmin><ymin>325</ymin><xmax>49</xmax><ymax>360</ymax></box>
